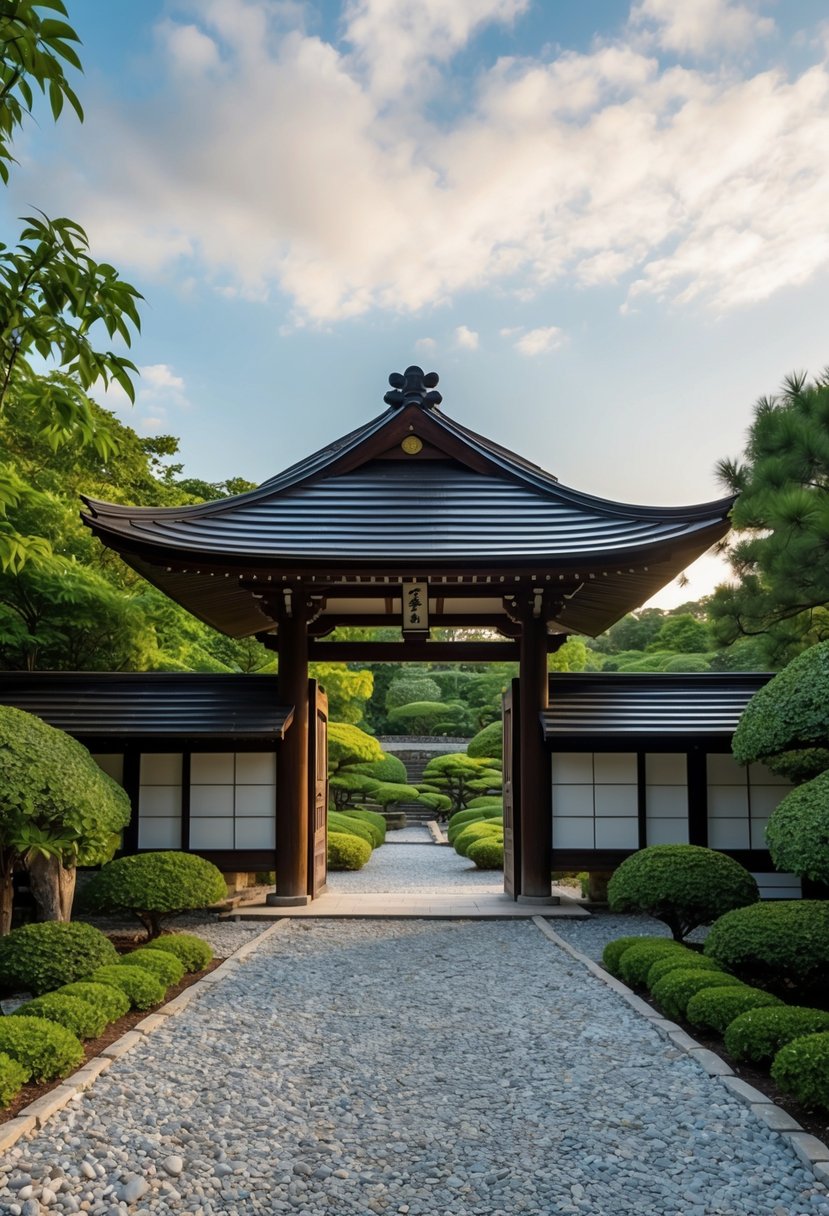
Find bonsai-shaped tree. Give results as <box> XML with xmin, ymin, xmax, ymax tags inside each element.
<box><xmin>328</xmin><ymin>722</ymin><xmax>383</xmax><ymax>772</ymax></box>
<box><xmin>608</xmin><ymin>844</ymin><xmax>759</xmax><ymax>940</ymax></box>
<box><xmin>764</xmin><ymin>772</ymin><xmax>829</xmax><ymax>890</ymax></box>
<box><xmin>467</xmin><ymin>721</ymin><xmax>503</xmax><ymax>760</ymax></box>
<box><xmin>419</xmin><ymin>753</ymin><xmax>500</xmax><ymax>816</ymax></box>
<box><xmin>83</xmin><ymin>851</ymin><xmax>227</xmax><ymax>939</ymax></box>
<box><xmin>0</xmin><ymin>706</ymin><xmax>131</xmax><ymax>931</ymax></box>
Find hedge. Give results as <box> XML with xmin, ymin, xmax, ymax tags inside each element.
<box><xmin>453</xmin><ymin>820</ymin><xmax>503</xmax><ymax>858</ymax></box>
<box><xmin>646</xmin><ymin>952</ymin><xmax>723</xmax><ymax>991</ymax></box>
<box><xmin>771</xmin><ymin>1032</ymin><xmax>829</xmax><ymax>1112</ymax></box>
<box><xmin>90</xmin><ymin>965</ymin><xmax>166</xmax><ymax>1010</ymax></box>
<box><xmin>0</xmin><ymin>1015</ymin><xmax>84</xmax><ymax>1081</ymax></box>
<box><xmin>764</xmin><ymin>772</ymin><xmax>829</xmax><ymax>886</ymax></box>
<box><xmin>120</xmin><ymin>948</ymin><xmax>185</xmax><ymax>986</ymax></box>
<box><xmin>724</xmin><ymin>1005</ymin><xmax>829</xmax><ymax>1066</ymax></box>
<box><xmin>467</xmin><ymin>837</ymin><xmax>504</xmax><ymax>869</ymax></box>
<box><xmin>650</xmin><ymin>969</ymin><xmax>746</xmax><ymax>1022</ymax></box>
<box><xmin>602</xmin><ymin>936</ymin><xmax>666</xmax><ymax>978</ymax></box>
<box><xmin>684</xmin><ymin>986</ymin><xmax>783</xmax><ymax>1036</ymax></box>
<box><xmin>616</xmin><ymin>940</ymin><xmax>689</xmax><ymax>989</ymax></box>
<box><xmin>57</xmin><ymin>981</ymin><xmax>130</xmax><ymax>1023</ymax></box>
<box><xmin>151</xmin><ymin>933</ymin><xmax>213</xmax><ymax>973</ymax></box>
<box><xmin>0</xmin><ymin>1051</ymin><xmax>29</xmax><ymax>1107</ymax></box>
<box><xmin>16</xmin><ymin>991</ymin><xmax>107</xmax><ymax>1041</ymax></box>
<box><xmin>703</xmin><ymin>900</ymin><xmax>829</xmax><ymax>998</ymax></box>
<box><xmin>328</xmin><ymin>831</ymin><xmax>372</xmax><ymax>870</ymax></box>
<box><xmin>0</xmin><ymin>921</ymin><xmax>117</xmax><ymax>995</ymax></box>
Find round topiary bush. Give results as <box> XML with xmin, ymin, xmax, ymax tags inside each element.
<box><xmin>646</xmin><ymin>952</ymin><xmax>723</xmax><ymax>991</ymax></box>
<box><xmin>703</xmin><ymin>900</ymin><xmax>829</xmax><ymax>999</ymax></box>
<box><xmin>0</xmin><ymin>921</ymin><xmax>117</xmax><ymax>995</ymax></box>
<box><xmin>607</xmin><ymin>845</ymin><xmax>759</xmax><ymax>940</ymax></box>
<box><xmin>57</xmin><ymin>981</ymin><xmax>130</xmax><ymax>1023</ymax></box>
<box><xmin>771</xmin><ymin>1032</ymin><xmax>829</xmax><ymax>1112</ymax></box>
<box><xmin>685</xmin><ymin>985</ymin><xmax>783</xmax><ymax>1036</ymax></box>
<box><xmin>616</xmin><ymin>940</ymin><xmax>689</xmax><ymax>989</ymax></box>
<box><xmin>764</xmin><ymin>772</ymin><xmax>829</xmax><ymax>887</ymax></box>
<box><xmin>467</xmin><ymin>721</ymin><xmax>503</xmax><ymax>760</ymax></box>
<box><xmin>724</xmin><ymin>1005</ymin><xmax>829</xmax><ymax>1066</ymax></box>
<box><xmin>84</xmin><ymin>852</ymin><xmax>228</xmax><ymax>939</ymax></box>
<box><xmin>120</xmin><ymin>948</ymin><xmax>185</xmax><ymax>986</ymax></box>
<box><xmin>90</xmin><ymin>965</ymin><xmax>166</xmax><ymax>1010</ymax></box>
<box><xmin>0</xmin><ymin>1015</ymin><xmax>84</xmax><ymax>1081</ymax></box>
<box><xmin>344</xmin><ymin>809</ymin><xmax>387</xmax><ymax>844</ymax></box>
<box><xmin>328</xmin><ymin>831</ymin><xmax>372</xmax><ymax>871</ymax></box>
<box><xmin>151</xmin><ymin>934</ymin><xmax>213</xmax><ymax>973</ymax></box>
<box><xmin>17</xmin><ymin>992</ymin><xmax>107</xmax><ymax>1041</ymax></box>
<box><xmin>602</xmin><ymin>936</ymin><xmax>666</xmax><ymax>977</ymax></box>
<box><xmin>467</xmin><ymin>837</ymin><xmax>504</xmax><ymax>870</ymax></box>
<box><xmin>651</xmin><ymin>969</ymin><xmax>746</xmax><ymax>1022</ymax></box>
<box><xmin>341</xmin><ymin>811</ymin><xmax>384</xmax><ymax>848</ymax></box>
<box><xmin>328</xmin><ymin>811</ymin><xmax>375</xmax><ymax>849</ymax></box>
<box><xmin>0</xmin><ymin>1051</ymin><xmax>29</xmax><ymax>1107</ymax></box>
<box><xmin>453</xmin><ymin>820</ymin><xmax>503</xmax><ymax>858</ymax></box>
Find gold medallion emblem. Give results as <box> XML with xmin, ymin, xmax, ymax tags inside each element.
<box><xmin>401</xmin><ymin>435</ymin><xmax>423</xmax><ymax>454</ymax></box>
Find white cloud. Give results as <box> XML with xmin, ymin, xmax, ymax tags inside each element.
<box><xmin>513</xmin><ymin>326</ymin><xmax>565</xmax><ymax>356</ymax></box>
<box><xmin>454</xmin><ymin>325</ymin><xmax>479</xmax><ymax>350</ymax></box>
<box><xmin>415</xmin><ymin>336</ymin><xmax>437</xmax><ymax>351</ymax></box>
<box><xmin>140</xmin><ymin>363</ymin><xmax>186</xmax><ymax>393</ymax></box>
<box><xmin>630</xmin><ymin>0</ymin><xmax>775</xmax><ymax>56</ymax></box>
<box><xmin>31</xmin><ymin>0</ymin><xmax>829</xmax><ymax>325</ymax></box>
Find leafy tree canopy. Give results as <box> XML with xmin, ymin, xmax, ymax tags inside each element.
<box><xmin>711</xmin><ymin>371</ymin><xmax>829</xmax><ymax>665</ymax></box>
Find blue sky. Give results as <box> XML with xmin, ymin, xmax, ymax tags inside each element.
<box><xmin>4</xmin><ymin>0</ymin><xmax>829</xmax><ymax>606</ymax></box>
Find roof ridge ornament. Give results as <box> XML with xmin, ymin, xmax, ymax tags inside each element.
<box><xmin>383</xmin><ymin>365</ymin><xmax>442</xmax><ymax>410</ymax></box>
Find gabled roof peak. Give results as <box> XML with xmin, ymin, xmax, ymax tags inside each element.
<box><xmin>383</xmin><ymin>365</ymin><xmax>442</xmax><ymax>410</ymax></box>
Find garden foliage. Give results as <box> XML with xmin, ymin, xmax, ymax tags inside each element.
<box><xmin>467</xmin><ymin>837</ymin><xmax>504</xmax><ymax>869</ymax></box>
<box><xmin>120</xmin><ymin>948</ymin><xmax>185</xmax><ymax>986</ymax></box>
<box><xmin>703</xmin><ymin>900</ymin><xmax>829</xmax><ymax>998</ymax></box>
<box><xmin>724</xmin><ymin>1005</ymin><xmax>829</xmax><ymax>1066</ymax></box>
<box><xmin>0</xmin><ymin>921</ymin><xmax>117</xmax><ymax>994</ymax></box>
<box><xmin>57</xmin><ymin>981</ymin><xmax>130</xmax><ymax>1022</ymax></box>
<box><xmin>771</xmin><ymin>1032</ymin><xmax>829</xmax><ymax>1112</ymax></box>
<box><xmin>763</xmin><ymin>772</ymin><xmax>829</xmax><ymax>886</ymax></box>
<box><xmin>616</xmin><ymin>940</ymin><xmax>688</xmax><ymax>989</ymax></box>
<box><xmin>84</xmin><ymin>851</ymin><xmax>227</xmax><ymax>939</ymax></box>
<box><xmin>0</xmin><ymin>1014</ymin><xmax>83</xmax><ymax>1081</ymax></box>
<box><xmin>684</xmin><ymin>986</ymin><xmax>783</xmax><ymax>1036</ymax></box>
<box><xmin>151</xmin><ymin>933</ymin><xmax>213</xmax><ymax>972</ymax></box>
<box><xmin>650</xmin><ymin>969</ymin><xmax>746</xmax><ymax>1022</ymax></box>
<box><xmin>327</xmin><ymin>831</ymin><xmax>372</xmax><ymax>871</ymax></box>
<box><xmin>0</xmin><ymin>1051</ymin><xmax>28</xmax><ymax>1107</ymax></box>
<box><xmin>607</xmin><ymin>845</ymin><xmax>758</xmax><ymax>940</ymax></box>
<box><xmin>89</xmin><ymin>965</ymin><xmax>166</xmax><ymax>1010</ymax></box>
<box><xmin>17</xmin><ymin>991</ymin><xmax>107</xmax><ymax>1040</ymax></box>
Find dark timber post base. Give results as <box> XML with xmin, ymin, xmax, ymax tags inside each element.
<box><xmin>517</xmin><ymin>603</ymin><xmax>554</xmax><ymax>901</ymax></box>
<box><xmin>268</xmin><ymin>592</ymin><xmax>311</xmax><ymax>906</ymax></box>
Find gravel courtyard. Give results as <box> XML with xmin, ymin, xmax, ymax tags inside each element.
<box><xmin>3</xmin><ymin>917</ymin><xmax>828</xmax><ymax>1216</ymax></box>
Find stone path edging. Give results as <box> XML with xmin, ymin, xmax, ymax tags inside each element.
<box><xmin>426</xmin><ymin>819</ymin><xmax>446</xmax><ymax>844</ymax></box>
<box><xmin>0</xmin><ymin>920</ymin><xmax>289</xmax><ymax>1154</ymax></box>
<box><xmin>531</xmin><ymin>916</ymin><xmax>829</xmax><ymax>1187</ymax></box>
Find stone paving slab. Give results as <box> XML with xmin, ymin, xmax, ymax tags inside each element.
<box><xmin>225</xmin><ymin>887</ymin><xmax>588</xmax><ymax>919</ymax></box>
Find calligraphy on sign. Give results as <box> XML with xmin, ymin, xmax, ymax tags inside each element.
<box><xmin>403</xmin><ymin>582</ymin><xmax>429</xmax><ymax>633</ymax></box>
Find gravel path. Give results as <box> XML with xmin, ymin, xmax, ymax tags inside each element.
<box><xmin>553</xmin><ymin>912</ymin><xmax>708</xmax><ymax>960</ymax></box>
<box><xmin>327</xmin><ymin>834</ymin><xmax>502</xmax><ymax>894</ymax></box>
<box><xmin>4</xmin><ymin>919</ymin><xmax>828</xmax><ymax>1216</ymax></box>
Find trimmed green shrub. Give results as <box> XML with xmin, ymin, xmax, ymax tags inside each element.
<box><xmin>328</xmin><ymin>810</ymin><xmax>375</xmax><ymax>849</ymax></box>
<box><xmin>17</xmin><ymin>992</ymin><xmax>107</xmax><ymax>1041</ymax></box>
<box><xmin>602</xmin><ymin>936</ymin><xmax>667</xmax><ymax>978</ymax></box>
<box><xmin>415</xmin><ymin>792</ymin><xmax>453</xmax><ymax>816</ymax></box>
<box><xmin>0</xmin><ymin>1051</ymin><xmax>28</xmax><ymax>1107</ymax></box>
<box><xmin>151</xmin><ymin>933</ymin><xmax>213</xmax><ymax>973</ymax></box>
<box><xmin>685</xmin><ymin>986</ymin><xmax>783</xmax><ymax>1036</ymax></box>
<box><xmin>121</xmin><ymin>948</ymin><xmax>185</xmax><ymax>986</ymax></box>
<box><xmin>467</xmin><ymin>797</ymin><xmax>503</xmax><ymax>809</ymax></box>
<box><xmin>328</xmin><ymin>723</ymin><xmax>383</xmax><ymax>770</ymax></box>
<box><xmin>724</xmin><ymin>1005</ymin><xmax>829</xmax><ymax>1066</ymax></box>
<box><xmin>347</xmin><ymin>753</ymin><xmax>408</xmax><ymax>784</ymax></box>
<box><xmin>90</xmin><ymin>965</ymin><xmax>166</xmax><ymax>1010</ymax></box>
<box><xmin>0</xmin><ymin>921</ymin><xmax>117</xmax><ymax>995</ymax></box>
<box><xmin>617</xmin><ymin>940</ymin><xmax>689</xmax><ymax>989</ymax></box>
<box><xmin>651</xmin><ymin>969</ymin><xmax>746</xmax><ymax>1022</ymax></box>
<box><xmin>771</xmin><ymin>1032</ymin><xmax>829</xmax><ymax>1112</ymax></box>
<box><xmin>703</xmin><ymin>900</ymin><xmax>829</xmax><ymax>998</ymax></box>
<box><xmin>607</xmin><ymin>845</ymin><xmax>759</xmax><ymax>940</ymax></box>
<box><xmin>764</xmin><ymin>772</ymin><xmax>829</xmax><ymax>886</ymax></box>
<box><xmin>467</xmin><ymin>721</ymin><xmax>503</xmax><ymax>760</ymax></box>
<box><xmin>57</xmin><ymin>981</ymin><xmax>130</xmax><ymax>1023</ymax></box>
<box><xmin>84</xmin><ymin>851</ymin><xmax>228</xmax><ymax>939</ymax></box>
<box><xmin>732</xmin><ymin>641</ymin><xmax>829</xmax><ymax>782</ymax></box>
<box><xmin>646</xmin><ymin>952</ymin><xmax>723</xmax><ymax>991</ymax></box>
<box><xmin>341</xmin><ymin>811</ymin><xmax>384</xmax><ymax>847</ymax></box>
<box><xmin>467</xmin><ymin>837</ymin><xmax>504</xmax><ymax>869</ymax></box>
<box><xmin>0</xmin><ymin>1015</ymin><xmax>83</xmax><ymax>1081</ymax></box>
<box><xmin>328</xmin><ymin>831</ymin><xmax>372</xmax><ymax>871</ymax></box>
<box><xmin>453</xmin><ymin>820</ymin><xmax>503</xmax><ymax>858</ymax></box>
<box><xmin>345</xmin><ymin>808</ymin><xmax>386</xmax><ymax>843</ymax></box>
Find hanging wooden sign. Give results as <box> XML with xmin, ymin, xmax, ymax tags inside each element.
<box><xmin>402</xmin><ymin>581</ymin><xmax>429</xmax><ymax>633</ymax></box>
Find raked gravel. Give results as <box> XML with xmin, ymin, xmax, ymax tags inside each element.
<box><xmin>553</xmin><ymin>912</ymin><xmax>708</xmax><ymax>960</ymax></box>
<box><xmin>3</xmin><ymin>918</ymin><xmax>827</xmax><ymax>1216</ymax></box>
<box><xmin>327</xmin><ymin>832</ymin><xmax>503</xmax><ymax>894</ymax></box>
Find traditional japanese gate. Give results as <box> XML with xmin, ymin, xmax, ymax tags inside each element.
<box><xmin>82</xmin><ymin>365</ymin><xmax>733</xmax><ymax>905</ymax></box>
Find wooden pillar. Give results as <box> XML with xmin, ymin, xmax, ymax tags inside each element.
<box><xmin>268</xmin><ymin>595</ymin><xmax>311</xmax><ymax>906</ymax></box>
<box><xmin>517</xmin><ymin>609</ymin><xmax>554</xmax><ymax>902</ymax></box>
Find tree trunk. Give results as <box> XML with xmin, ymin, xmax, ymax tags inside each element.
<box><xmin>0</xmin><ymin>855</ymin><xmax>15</xmax><ymax>935</ymax></box>
<box><xmin>27</xmin><ymin>854</ymin><xmax>76</xmax><ymax>922</ymax></box>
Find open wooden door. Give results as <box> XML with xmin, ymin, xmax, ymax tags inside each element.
<box><xmin>307</xmin><ymin>679</ymin><xmax>329</xmax><ymax>898</ymax></box>
<box><xmin>502</xmin><ymin>677</ymin><xmax>521</xmax><ymax>899</ymax></box>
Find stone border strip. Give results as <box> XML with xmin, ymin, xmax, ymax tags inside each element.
<box><xmin>426</xmin><ymin>819</ymin><xmax>447</xmax><ymax>844</ymax></box>
<box><xmin>531</xmin><ymin>916</ymin><xmax>829</xmax><ymax>1189</ymax></box>
<box><xmin>0</xmin><ymin>919</ymin><xmax>292</xmax><ymax>1153</ymax></box>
